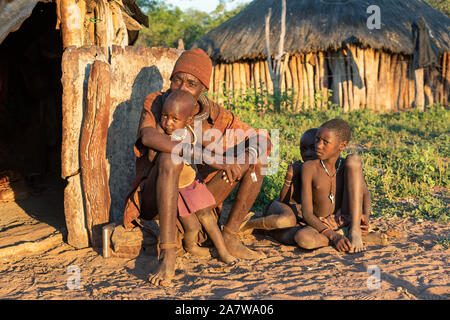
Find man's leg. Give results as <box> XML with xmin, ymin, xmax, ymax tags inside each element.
<box><xmin>148</xmin><ymin>153</ymin><xmax>183</xmax><ymax>287</ymax></box>
<box><xmin>207</xmin><ymin>162</ymin><xmax>266</xmax><ymax>259</ymax></box>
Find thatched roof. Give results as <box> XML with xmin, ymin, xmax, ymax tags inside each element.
<box><xmin>0</xmin><ymin>0</ymin><xmax>149</xmax><ymax>45</ymax></box>
<box><xmin>192</xmin><ymin>0</ymin><xmax>450</xmax><ymax>63</ymax></box>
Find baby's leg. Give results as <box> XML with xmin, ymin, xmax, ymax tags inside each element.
<box><xmin>179</xmin><ymin>214</ymin><xmax>211</xmax><ymax>257</ymax></box>
<box><xmin>241</xmin><ymin>201</ymin><xmax>297</xmax><ymax>232</ymax></box>
<box><xmin>343</xmin><ymin>154</ymin><xmax>366</xmax><ymax>253</ymax></box>
<box><xmin>196</xmin><ymin>208</ymin><xmax>237</xmax><ymax>264</ymax></box>
<box><xmin>293</xmin><ymin>226</ymin><xmax>329</xmax><ymax>250</ymax></box>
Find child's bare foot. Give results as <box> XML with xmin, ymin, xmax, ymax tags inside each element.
<box><xmin>350</xmin><ymin>229</ymin><xmax>366</xmax><ymax>253</ymax></box>
<box><xmin>148</xmin><ymin>249</ymin><xmax>176</xmax><ymax>287</ymax></box>
<box><xmin>223</xmin><ymin>226</ymin><xmax>266</xmax><ymax>260</ymax></box>
<box><xmin>185</xmin><ymin>244</ymin><xmax>211</xmax><ymax>257</ymax></box>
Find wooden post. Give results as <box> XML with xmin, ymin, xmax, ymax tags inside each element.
<box><xmin>305</xmin><ymin>53</ymin><xmax>315</xmax><ymax>109</ymax></box>
<box><xmin>393</xmin><ymin>55</ymin><xmax>401</xmax><ymax>111</ymax></box>
<box><xmin>414</xmin><ymin>68</ymin><xmax>425</xmax><ymax>110</ymax></box>
<box><xmin>60</xmin><ymin>0</ymin><xmax>83</xmax><ymax>48</ymax></box>
<box><xmin>343</xmin><ymin>50</ymin><xmax>353</xmax><ymax>112</ymax></box>
<box><xmin>80</xmin><ymin>60</ymin><xmax>111</xmax><ymax>248</ymax></box>
<box><xmin>424</xmin><ymin>68</ymin><xmax>434</xmax><ymax>107</ymax></box>
<box><xmin>443</xmin><ymin>52</ymin><xmax>450</xmax><ymax>106</ymax></box>
<box><xmin>318</xmin><ymin>52</ymin><xmax>328</xmax><ymax>110</ymax></box>
<box><xmin>289</xmin><ymin>56</ymin><xmax>299</xmax><ymax>110</ymax></box>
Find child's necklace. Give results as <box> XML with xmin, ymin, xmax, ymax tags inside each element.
<box><xmin>320</xmin><ymin>157</ymin><xmax>342</xmax><ymax>203</ymax></box>
<box><xmin>171</xmin><ymin>127</ymin><xmax>188</xmax><ymax>141</ymax></box>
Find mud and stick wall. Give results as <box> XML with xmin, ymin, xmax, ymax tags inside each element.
<box><xmin>61</xmin><ymin>45</ymin><xmax>181</xmax><ymax>248</ymax></box>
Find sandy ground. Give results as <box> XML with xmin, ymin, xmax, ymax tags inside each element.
<box><xmin>0</xmin><ymin>180</ymin><xmax>449</xmax><ymax>300</ymax></box>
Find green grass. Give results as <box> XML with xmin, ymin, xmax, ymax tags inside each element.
<box><xmin>219</xmin><ymin>91</ymin><xmax>449</xmax><ymax>223</ymax></box>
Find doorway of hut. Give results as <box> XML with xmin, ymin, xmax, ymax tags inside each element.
<box><xmin>0</xmin><ymin>2</ymin><xmax>67</xmax><ymax>240</ymax></box>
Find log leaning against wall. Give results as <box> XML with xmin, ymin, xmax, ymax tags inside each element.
<box><xmin>80</xmin><ymin>59</ymin><xmax>111</xmax><ymax>248</ymax></box>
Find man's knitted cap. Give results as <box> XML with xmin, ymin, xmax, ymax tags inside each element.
<box><xmin>171</xmin><ymin>48</ymin><xmax>212</xmax><ymax>89</ymax></box>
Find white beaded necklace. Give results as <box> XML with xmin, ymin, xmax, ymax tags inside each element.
<box><xmin>320</xmin><ymin>157</ymin><xmax>342</xmax><ymax>203</ymax></box>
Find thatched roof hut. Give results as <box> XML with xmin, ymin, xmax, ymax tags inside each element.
<box><xmin>193</xmin><ymin>0</ymin><xmax>450</xmax><ymax>111</ymax></box>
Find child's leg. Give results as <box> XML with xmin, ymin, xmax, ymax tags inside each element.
<box><xmin>293</xmin><ymin>226</ymin><xmax>329</xmax><ymax>250</ymax></box>
<box><xmin>196</xmin><ymin>208</ymin><xmax>237</xmax><ymax>264</ymax></box>
<box><xmin>361</xmin><ymin>181</ymin><xmax>372</xmax><ymax>235</ymax></box>
<box><xmin>179</xmin><ymin>214</ymin><xmax>211</xmax><ymax>257</ymax></box>
<box><xmin>267</xmin><ymin>226</ymin><xmax>301</xmax><ymax>245</ymax></box>
<box><xmin>342</xmin><ymin>154</ymin><xmax>366</xmax><ymax>253</ymax></box>
<box><xmin>240</xmin><ymin>200</ymin><xmax>297</xmax><ymax>232</ymax></box>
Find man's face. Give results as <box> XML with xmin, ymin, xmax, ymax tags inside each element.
<box><xmin>315</xmin><ymin>127</ymin><xmax>345</xmax><ymax>160</ymax></box>
<box><xmin>170</xmin><ymin>72</ymin><xmax>205</xmax><ymax>102</ymax></box>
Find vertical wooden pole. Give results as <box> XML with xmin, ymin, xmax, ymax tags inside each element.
<box><xmin>424</xmin><ymin>68</ymin><xmax>434</xmax><ymax>107</ymax></box>
<box><xmin>344</xmin><ymin>50</ymin><xmax>353</xmax><ymax>112</ymax></box>
<box><xmin>80</xmin><ymin>60</ymin><xmax>111</xmax><ymax>248</ymax></box>
<box><xmin>414</xmin><ymin>68</ymin><xmax>425</xmax><ymax>110</ymax></box>
<box><xmin>60</xmin><ymin>0</ymin><xmax>83</xmax><ymax>48</ymax></box>
<box><xmin>289</xmin><ymin>56</ymin><xmax>299</xmax><ymax>110</ymax></box>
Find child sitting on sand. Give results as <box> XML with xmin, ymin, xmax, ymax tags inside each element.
<box><xmin>155</xmin><ymin>90</ymin><xmax>236</xmax><ymax>264</ymax></box>
<box><xmin>300</xmin><ymin>118</ymin><xmax>369</xmax><ymax>252</ymax></box>
<box><xmin>241</xmin><ymin>122</ymin><xmax>371</xmax><ymax>253</ymax></box>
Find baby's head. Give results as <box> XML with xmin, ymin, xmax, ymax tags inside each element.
<box><xmin>315</xmin><ymin>118</ymin><xmax>351</xmax><ymax>160</ymax></box>
<box><xmin>299</xmin><ymin>128</ymin><xmax>318</xmax><ymax>162</ymax></box>
<box><xmin>160</xmin><ymin>90</ymin><xmax>196</xmax><ymax>136</ymax></box>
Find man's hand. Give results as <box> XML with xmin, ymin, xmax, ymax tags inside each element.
<box><xmin>222</xmin><ymin>163</ymin><xmax>243</xmax><ymax>183</ymax></box>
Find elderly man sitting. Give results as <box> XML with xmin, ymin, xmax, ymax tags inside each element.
<box><xmin>123</xmin><ymin>48</ymin><xmax>271</xmax><ymax>286</ymax></box>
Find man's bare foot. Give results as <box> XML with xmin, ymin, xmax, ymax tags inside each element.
<box><xmin>350</xmin><ymin>229</ymin><xmax>366</xmax><ymax>253</ymax></box>
<box><xmin>185</xmin><ymin>244</ymin><xmax>211</xmax><ymax>258</ymax></box>
<box><xmin>222</xmin><ymin>227</ymin><xmax>266</xmax><ymax>260</ymax></box>
<box><xmin>148</xmin><ymin>249</ymin><xmax>176</xmax><ymax>287</ymax></box>
<box><xmin>218</xmin><ymin>250</ymin><xmax>239</xmax><ymax>265</ymax></box>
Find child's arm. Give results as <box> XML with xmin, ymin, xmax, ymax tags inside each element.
<box><xmin>279</xmin><ymin>164</ymin><xmax>294</xmax><ymax>203</ymax></box>
<box><xmin>300</xmin><ymin>162</ymin><xmax>328</xmax><ymax>231</ymax></box>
